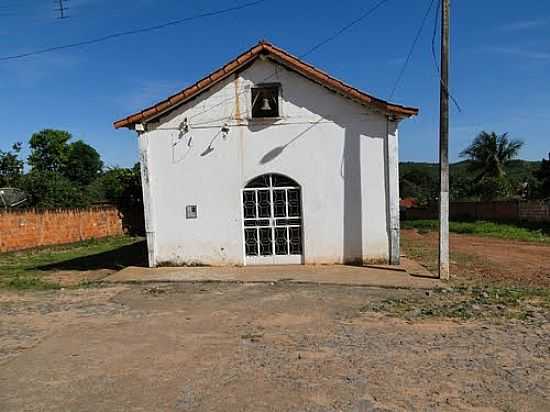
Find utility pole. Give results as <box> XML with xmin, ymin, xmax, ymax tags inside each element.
<box><xmin>439</xmin><ymin>0</ymin><xmax>450</xmax><ymax>280</ymax></box>
<box><xmin>55</xmin><ymin>0</ymin><xmax>68</xmax><ymax>19</ymax></box>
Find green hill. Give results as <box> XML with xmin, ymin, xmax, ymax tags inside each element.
<box><xmin>399</xmin><ymin>160</ymin><xmax>542</xmax><ymax>204</ymax></box>
<box><xmin>400</xmin><ymin>160</ymin><xmax>540</xmax><ymax>181</ymax></box>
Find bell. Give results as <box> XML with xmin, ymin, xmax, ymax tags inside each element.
<box><xmin>260</xmin><ymin>97</ymin><xmax>272</xmax><ymax>111</ymax></box>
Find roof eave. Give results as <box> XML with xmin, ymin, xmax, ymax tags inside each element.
<box><xmin>113</xmin><ymin>41</ymin><xmax>419</xmax><ymax>129</ymax></box>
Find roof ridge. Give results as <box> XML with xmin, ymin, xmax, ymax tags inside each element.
<box><xmin>114</xmin><ymin>40</ymin><xmax>418</xmax><ymax>129</ymax></box>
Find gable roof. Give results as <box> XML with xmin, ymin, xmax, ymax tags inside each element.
<box><xmin>113</xmin><ymin>40</ymin><xmax>418</xmax><ymax>129</ymax></box>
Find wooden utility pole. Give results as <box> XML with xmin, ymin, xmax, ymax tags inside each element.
<box><xmin>56</xmin><ymin>0</ymin><xmax>68</xmax><ymax>19</ymax></box>
<box><xmin>439</xmin><ymin>0</ymin><xmax>450</xmax><ymax>280</ymax></box>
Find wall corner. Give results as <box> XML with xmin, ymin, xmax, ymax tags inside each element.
<box><xmin>138</xmin><ymin>132</ymin><xmax>157</xmax><ymax>268</ymax></box>
<box><xmin>386</xmin><ymin>118</ymin><xmax>400</xmax><ymax>265</ymax></box>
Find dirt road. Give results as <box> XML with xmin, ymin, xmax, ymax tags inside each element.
<box><xmin>1</xmin><ymin>283</ymin><xmax>548</xmax><ymax>411</ymax></box>
<box><xmin>402</xmin><ymin>229</ymin><xmax>550</xmax><ymax>287</ymax></box>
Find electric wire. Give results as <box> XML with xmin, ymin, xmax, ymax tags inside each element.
<box><xmin>185</xmin><ymin>0</ymin><xmax>395</xmax><ymax>124</ymax></box>
<box><xmin>0</xmin><ymin>0</ymin><xmax>268</xmax><ymax>62</ymax></box>
<box><xmin>389</xmin><ymin>0</ymin><xmax>436</xmax><ymax>99</ymax></box>
<box><xmin>0</xmin><ymin>0</ymin><xmax>136</xmax><ymax>23</ymax></box>
<box><xmin>301</xmin><ymin>0</ymin><xmax>393</xmax><ymax>57</ymax></box>
<box><xmin>431</xmin><ymin>0</ymin><xmax>462</xmax><ymax>112</ymax></box>
<box><xmin>171</xmin><ymin>0</ymin><xmax>395</xmax><ymax>151</ymax></box>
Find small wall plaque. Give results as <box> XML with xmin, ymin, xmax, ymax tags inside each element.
<box><xmin>186</xmin><ymin>205</ymin><xmax>197</xmax><ymax>219</ymax></box>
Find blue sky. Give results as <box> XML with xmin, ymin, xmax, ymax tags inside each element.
<box><xmin>1</xmin><ymin>0</ymin><xmax>548</xmax><ymax>168</ymax></box>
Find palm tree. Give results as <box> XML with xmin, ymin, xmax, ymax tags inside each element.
<box><xmin>460</xmin><ymin>131</ymin><xmax>524</xmax><ymax>182</ymax></box>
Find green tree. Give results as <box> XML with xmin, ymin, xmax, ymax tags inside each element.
<box><xmin>473</xmin><ymin>176</ymin><xmax>512</xmax><ymax>201</ymax></box>
<box><xmin>459</xmin><ymin>131</ymin><xmax>524</xmax><ymax>200</ymax></box>
<box><xmin>21</xmin><ymin>171</ymin><xmax>91</xmax><ymax>208</ymax></box>
<box><xmin>0</xmin><ymin>142</ymin><xmax>24</xmax><ymax>187</ymax></box>
<box><xmin>450</xmin><ymin>168</ymin><xmax>473</xmax><ymax>201</ymax></box>
<box><xmin>28</xmin><ymin>129</ymin><xmax>71</xmax><ymax>174</ymax></box>
<box><xmin>93</xmin><ymin>163</ymin><xmax>142</xmax><ymax>209</ymax></box>
<box><xmin>534</xmin><ymin>153</ymin><xmax>550</xmax><ymax>198</ymax></box>
<box><xmin>460</xmin><ymin>131</ymin><xmax>524</xmax><ymax>182</ymax></box>
<box><xmin>63</xmin><ymin>140</ymin><xmax>103</xmax><ymax>186</ymax></box>
<box><xmin>24</xmin><ymin>129</ymin><xmax>107</xmax><ymax>208</ymax></box>
<box><xmin>87</xmin><ymin>163</ymin><xmax>143</xmax><ymax>233</ymax></box>
<box><xmin>399</xmin><ymin>164</ymin><xmax>438</xmax><ymax>206</ymax></box>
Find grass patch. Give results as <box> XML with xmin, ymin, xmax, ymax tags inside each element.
<box><xmin>401</xmin><ymin>234</ymin><xmax>485</xmax><ymax>276</ymax></box>
<box><xmin>6</xmin><ymin>275</ymin><xmax>62</xmax><ymax>290</ymax></box>
<box><xmin>0</xmin><ymin>236</ymin><xmax>145</xmax><ymax>290</ymax></box>
<box><xmin>362</xmin><ymin>287</ymin><xmax>550</xmax><ymax>322</ymax></box>
<box><xmin>401</xmin><ymin>227</ymin><xmax>550</xmax><ymax>288</ymax></box>
<box><xmin>402</xmin><ymin>219</ymin><xmax>550</xmax><ymax>242</ymax></box>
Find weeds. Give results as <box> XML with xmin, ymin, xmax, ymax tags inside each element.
<box><xmin>402</xmin><ymin>220</ymin><xmax>550</xmax><ymax>243</ymax></box>
<box><xmin>362</xmin><ymin>287</ymin><xmax>550</xmax><ymax>322</ymax></box>
<box><xmin>6</xmin><ymin>275</ymin><xmax>62</xmax><ymax>290</ymax></box>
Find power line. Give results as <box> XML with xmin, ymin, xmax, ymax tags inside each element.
<box><xmin>431</xmin><ymin>0</ymin><xmax>442</xmax><ymax>77</ymax></box>
<box><xmin>1</xmin><ymin>0</ymin><xmax>132</xmax><ymax>24</ymax></box>
<box><xmin>55</xmin><ymin>0</ymin><xmax>68</xmax><ymax>19</ymax></box>
<box><xmin>431</xmin><ymin>0</ymin><xmax>462</xmax><ymax>112</ymax></box>
<box><xmin>0</xmin><ymin>0</ymin><xmax>61</xmax><ymax>20</ymax></box>
<box><xmin>389</xmin><ymin>0</ymin><xmax>436</xmax><ymax>99</ymax></box>
<box><xmin>0</xmin><ymin>0</ymin><xmax>268</xmax><ymax>62</ymax></box>
<box><xmin>187</xmin><ymin>0</ymin><xmax>395</xmax><ymax>123</ymax></box>
<box><xmin>301</xmin><ymin>0</ymin><xmax>393</xmax><ymax>57</ymax></box>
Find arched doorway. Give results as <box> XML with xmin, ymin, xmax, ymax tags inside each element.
<box><xmin>242</xmin><ymin>174</ymin><xmax>303</xmax><ymax>265</ymax></box>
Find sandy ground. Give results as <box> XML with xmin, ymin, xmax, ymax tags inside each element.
<box><xmin>1</xmin><ymin>283</ymin><xmax>548</xmax><ymax>411</ymax></box>
<box><xmin>402</xmin><ymin>229</ymin><xmax>550</xmax><ymax>287</ymax></box>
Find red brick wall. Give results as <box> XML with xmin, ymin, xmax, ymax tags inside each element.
<box><xmin>519</xmin><ymin>200</ymin><xmax>550</xmax><ymax>222</ymax></box>
<box><xmin>404</xmin><ymin>200</ymin><xmax>550</xmax><ymax>223</ymax></box>
<box><xmin>451</xmin><ymin>200</ymin><xmax>520</xmax><ymax>221</ymax></box>
<box><xmin>0</xmin><ymin>207</ymin><xmax>124</xmax><ymax>253</ymax></box>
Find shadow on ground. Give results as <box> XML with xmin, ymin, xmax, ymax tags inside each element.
<box><xmin>38</xmin><ymin>241</ymin><xmax>148</xmax><ymax>272</ymax></box>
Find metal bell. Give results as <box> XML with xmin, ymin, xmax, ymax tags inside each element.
<box><xmin>260</xmin><ymin>97</ymin><xmax>272</xmax><ymax>111</ymax></box>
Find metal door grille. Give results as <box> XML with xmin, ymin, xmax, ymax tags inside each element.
<box><xmin>242</xmin><ymin>174</ymin><xmax>302</xmax><ymax>260</ymax></box>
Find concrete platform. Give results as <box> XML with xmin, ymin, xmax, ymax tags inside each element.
<box><xmin>104</xmin><ymin>258</ymin><xmax>442</xmax><ymax>289</ymax></box>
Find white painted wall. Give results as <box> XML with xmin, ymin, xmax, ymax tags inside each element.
<box><xmin>138</xmin><ymin>58</ymin><xmax>400</xmax><ymax>266</ymax></box>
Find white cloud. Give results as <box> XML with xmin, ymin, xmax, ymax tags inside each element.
<box><xmin>116</xmin><ymin>79</ymin><xmax>184</xmax><ymax>112</ymax></box>
<box><xmin>487</xmin><ymin>47</ymin><xmax>550</xmax><ymax>60</ymax></box>
<box><xmin>499</xmin><ymin>19</ymin><xmax>548</xmax><ymax>32</ymax></box>
<box><xmin>0</xmin><ymin>53</ymin><xmax>82</xmax><ymax>88</ymax></box>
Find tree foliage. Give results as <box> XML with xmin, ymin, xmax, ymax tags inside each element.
<box><xmin>400</xmin><ymin>131</ymin><xmax>548</xmax><ymax>203</ymax></box>
<box><xmin>473</xmin><ymin>176</ymin><xmax>512</xmax><ymax>201</ymax></box>
<box><xmin>457</xmin><ymin>131</ymin><xmax>524</xmax><ymax>200</ymax></box>
<box><xmin>28</xmin><ymin>129</ymin><xmax>71</xmax><ymax>174</ymax></box>
<box><xmin>460</xmin><ymin>131</ymin><xmax>524</xmax><ymax>182</ymax></box>
<box><xmin>2</xmin><ymin>129</ymin><xmax>142</xmax><ymax>210</ymax></box>
<box><xmin>534</xmin><ymin>154</ymin><xmax>550</xmax><ymax>199</ymax></box>
<box><xmin>63</xmin><ymin>140</ymin><xmax>103</xmax><ymax>186</ymax></box>
<box><xmin>0</xmin><ymin>142</ymin><xmax>24</xmax><ymax>187</ymax></box>
<box><xmin>91</xmin><ymin>163</ymin><xmax>142</xmax><ymax>209</ymax></box>
<box><xmin>399</xmin><ymin>163</ymin><xmax>438</xmax><ymax>206</ymax></box>
<box><xmin>21</xmin><ymin>171</ymin><xmax>92</xmax><ymax>208</ymax></box>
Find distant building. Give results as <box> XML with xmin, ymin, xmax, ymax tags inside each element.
<box><xmin>114</xmin><ymin>41</ymin><xmax>418</xmax><ymax>267</ymax></box>
<box><xmin>400</xmin><ymin>198</ymin><xmax>418</xmax><ymax>210</ymax></box>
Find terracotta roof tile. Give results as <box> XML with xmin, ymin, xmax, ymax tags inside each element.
<box><xmin>114</xmin><ymin>41</ymin><xmax>418</xmax><ymax>129</ymax></box>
